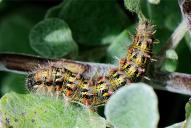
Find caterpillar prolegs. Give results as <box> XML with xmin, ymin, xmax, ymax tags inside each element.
<box><xmin>27</xmin><ymin>21</ymin><xmax>156</xmax><ymax>109</ymax></box>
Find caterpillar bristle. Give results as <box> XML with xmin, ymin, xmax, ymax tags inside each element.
<box><xmin>150</xmin><ymin>58</ymin><xmax>157</xmax><ymax>62</ymax></box>
<box><xmin>26</xmin><ymin>21</ymin><xmax>157</xmax><ymax>110</ymax></box>
<box><xmin>154</xmin><ymin>39</ymin><xmax>160</xmax><ymax>44</ymax></box>
<box><xmin>144</xmin><ymin>76</ymin><xmax>151</xmax><ymax>81</ymax></box>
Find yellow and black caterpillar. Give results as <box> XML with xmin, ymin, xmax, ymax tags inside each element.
<box><xmin>27</xmin><ymin>21</ymin><xmax>156</xmax><ymax>109</ymax></box>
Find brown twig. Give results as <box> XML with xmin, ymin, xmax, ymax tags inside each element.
<box><xmin>157</xmin><ymin>20</ymin><xmax>188</xmax><ymax>69</ymax></box>
<box><xmin>149</xmin><ymin>71</ymin><xmax>191</xmax><ymax>95</ymax></box>
<box><xmin>179</xmin><ymin>0</ymin><xmax>191</xmax><ymax>32</ymax></box>
<box><xmin>0</xmin><ymin>53</ymin><xmax>114</xmax><ymax>77</ymax></box>
<box><xmin>0</xmin><ymin>53</ymin><xmax>50</xmax><ymax>74</ymax></box>
<box><xmin>144</xmin><ymin>0</ymin><xmax>191</xmax><ymax>95</ymax></box>
<box><xmin>157</xmin><ymin>0</ymin><xmax>191</xmax><ymax>69</ymax></box>
<box><xmin>159</xmin><ymin>20</ymin><xmax>187</xmax><ymax>54</ymax></box>
<box><xmin>1</xmin><ymin>53</ymin><xmax>191</xmax><ymax>95</ymax></box>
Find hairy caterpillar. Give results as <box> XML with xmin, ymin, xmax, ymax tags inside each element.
<box><xmin>27</xmin><ymin>21</ymin><xmax>156</xmax><ymax>109</ymax></box>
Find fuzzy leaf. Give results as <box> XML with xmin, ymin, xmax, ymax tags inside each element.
<box><xmin>0</xmin><ymin>11</ymin><xmax>39</xmax><ymax>54</ymax></box>
<box><xmin>30</xmin><ymin>18</ymin><xmax>78</xmax><ymax>59</ymax></box>
<box><xmin>105</xmin><ymin>83</ymin><xmax>159</xmax><ymax>128</ymax></box>
<box><xmin>1</xmin><ymin>74</ymin><xmax>27</xmax><ymax>94</ymax></box>
<box><xmin>148</xmin><ymin>0</ymin><xmax>181</xmax><ymax>28</ymax></box>
<box><xmin>0</xmin><ymin>92</ymin><xmax>106</xmax><ymax>128</ymax></box>
<box><xmin>106</xmin><ymin>29</ymin><xmax>132</xmax><ymax>64</ymax></box>
<box><xmin>124</xmin><ymin>0</ymin><xmax>141</xmax><ymax>14</ymax></box>
<box><xmin>124</xmin><ymin>0</ymin><xmax>147</xmax><ymax>20</ymax></box>
<box><xmin>184</xmin><ymin>101</ymin><xmax>191</xmax><ymax>127</ymax></box>
<box><xmin>166</xmin><ymin>121</ymin><xmax>185</xmax><ymax>128</ymax></box>
<box><xmin>147</xmin><ymin>0</ymin><xmax>160</xmax><ymax>4</ymax></box>
<box><xmin>46</xmin><ymin>0</ymin><xmax>129</xmax><ymax>46</ymax></box>
<box><xmin>161</xmin><ymin>49</ymin><xmax>178</xmax><ymax>72</ymax></box>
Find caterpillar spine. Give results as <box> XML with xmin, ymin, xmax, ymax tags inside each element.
<box><xmin>26</xmin><ymin>21</ymin><xmax>156</xmax><ymax>109</ymax></box>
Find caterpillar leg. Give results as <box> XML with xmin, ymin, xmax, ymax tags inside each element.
<box><xmin>106</xmin><ymin>121</ymin><xmax>114</xmax><ymax>128</ymax></box>
<box><xmin>144</xmin><ymin>76</ymin><xmax>151</xmax><ymax>81</ymax></box>
<box><xmin>150</xmin><ymin>58</ymin><xmax>157</xmax><ymax>62</ymax></box>
<box><xmin>87</xmin><ymin>106</ymin><xmax>98</xmax><ymax>113</ymax></box>
<box><xmin>62</xmin><ymin>94</ymin><xmax>73</xmax><ymax>107</ymax></box>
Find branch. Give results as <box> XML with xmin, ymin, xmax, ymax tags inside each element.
<box><xmin>179</xmin><ymin>0</ymin><xmax>191</xmax><ymax>32</ymax></box>
<box><xmin>157</xmin><ymin>20</ymin><xmax>188</xmax><ymax>68</ymax></box>
<box><xmin>157</xmin><ymin>0</ymin><xmax>191</xmax><ymax>68</ymax></box>
<box><xmin>1</xmin><ymin>53</ymin><xmax>191</xmax><ymax>95</ymax></box>
<box><xmin>0</xmin><ymin>53</ymin><xmax>114</xmax><ymax>77</ymax></box>
<box><xmin>0</xmin><ymin>53</ymin><xmax>50</xmax><ymax>74</ymax></box>
<box><xmin>160</xmin><ymin>20</ymin><xmax>188</xmax><ymax>53</ymax></box>
<box><xmin>149</xmin><ymin>71</ymin><xmax>191</xmax><ymax>95</ymax></box>
<box><xmin>143</xmin><ymin>0</ymin><xmax>191</xmax><ymax>95</ymax></box>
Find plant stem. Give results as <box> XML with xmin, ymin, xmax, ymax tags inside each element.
<box><xmin>157</xmin><ymin>20</ymin><xmax>188</xmax><ymax>68</ymax></box>
<box><xmin>0</xmin><ymin>53</ymin><xmax>50</xmax><ymax>74</ymax></box>
<box><xmin>0</xmin><ymin>53</ymin><xmax>114</xmax><ymax>77</ymax></box>
<box><xmin>179</xmin><ymin>0</ymin><xmax>191</xmax><ymax>32</ymax></box>
<box><xmin>149</xmin><ymin>71</ymin><xmax>191</xmax><ymax>95</ymax></box>
<box><xmin>1</xmin><ymin>53</ymin><xmax>191</xmax><ymax>95</ymax></box>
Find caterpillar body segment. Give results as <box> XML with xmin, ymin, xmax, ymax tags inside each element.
<box><xmin>26</xmin><ymin>21</ymin><xmax>157</xmax><ymax>109</ymax></box>
<box><xmin>120</xmin><ymin>21</ymin><xmax>155</xmax><ymax>81</ymax></box>
<box><xmin>27</xmin><ymin>66</ymin><xmax>129</xmax><ymax>107</ymax></box>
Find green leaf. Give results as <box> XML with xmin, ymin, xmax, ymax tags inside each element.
<box><xmin>165</xmin><ymin>14</ymin><xmax>181</xmax><ymax>31</ymax></box>
<box><xmin>0</xmin><ymin>14</ymin><xmax>34</xmax><ymax>53</ymax></box>
<box><xmin>161</xmin><ymin>49</ymin><xmax>178</xmax><ymax>72</ymax></box>
<box><xmin>161</xmin><ymin>59</ymin><xmax>177</xmax><ymax>72</ymax></box>
<box><xmin>184</xmin><ymin>101</ymin><xmax>191</xmax><ymax>127</ymax></box>
<box><xmin>166</xmin><ymin>121</ymin><xmax>185</xmax><ymax>128</ymax></box>
<box><xmin>30</xmin><ymin>18</ymin><xmax>78</xmax><ymax>59</ymax></box>
<box><xmin>46</xmin><ymin>0</ymin><xmax>129</xmax><ymax>46</ymax></box>
<box><xmin>153</xmin><ymin>28</ymin><xmax>171</xmax><ymax>53</ymax></box>
<box><xmin>124</xmin><ymin>0</ymin><xmax>148</xmax><ymax>20</ymax></box>
<box><xmin>124</xmin><ymin>0</ymin><xmax>141</xmax><ymax>14</ymax></box>
<box><xmin>0</xmin><ymin>92</ymin><xmax>106</xmax><ymax>128</ymax></box>
<box><xmin>166</xmin><ymin>49</ymin><xmax>178</xmax><ymax>60</ymax></box>
<box><xmin>176</xmin><ymin>38</ymin><xmax>191</xmax><ymax>73</ymax></box>
<box><xmin>0</xmin><ymin>6</ymin><xmax>46</xmax><ymax>54</ymax></box>
<box><xmin>1</xmin><ymin>73</ymin><xmax>27</xmax><ymax>94</ymax></box>
<box><xmin>147</xmin><ymin>0</ymin><xmax>181</xmax><ymax>28</ymax></box>
<box><xmin>147</xmin><ymin>0</ymin><xmax>160</xmax><ymax>5</ymax></box>
<box><xmin>45</xmin><ymin>2</ymin><xmax>64</xmax><ymax>18</ymax></box>
<box><xmin>106</xmin><ymin>29</ymin><xmax>132</xmax><ymax>64</ymax></box>
<box><xmin>105</xmin><ymin>83</ymin><xmax>159</xmax><ymax>128</ymax></box>
<box><xmin>184</xmin><ymin>32</ymin><xmax>191</xmax><ymax>51</ymax></box>
<box><xmin>185</xmin><ymin>101</ymin><xmax>191</xmax><ymax>120</ymax></box>
<box><xmin>78</xmin><ymin>46</ymin><xmax>107</xmax><ymax>62</ymax></box>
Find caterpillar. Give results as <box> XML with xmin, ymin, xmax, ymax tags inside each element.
<box><xmin>27</xmin><ymin>21</ymin><xmax>156</xmax><ymax>109</ymax></box>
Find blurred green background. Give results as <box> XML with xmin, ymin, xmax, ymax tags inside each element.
<box><xmin>0</xmin><ymin>0</ymin><xmax>191</xmax><ymax>127</ymax></box>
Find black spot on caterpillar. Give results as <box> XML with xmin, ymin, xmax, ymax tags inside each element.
<box><xmin>26</xmin><ymin>21</ymin><xmax>156</xmax><ymax>109</ymax></box>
